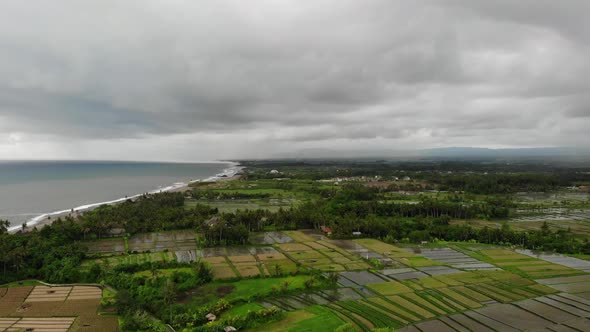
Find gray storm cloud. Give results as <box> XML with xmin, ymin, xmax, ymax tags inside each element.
<box><xmin>0</xmin><ymin>0</ymin><xmax>589</xmax><ymax>160</ymax></box>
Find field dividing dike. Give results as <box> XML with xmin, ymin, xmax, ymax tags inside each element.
<box><xmin>437</xmin><ymin>316</ymin><xmax>470</xmax><ymax>332</ymax></box>
<box><xmin>0</xmin><ymin>318</ymin><xmax>19</xmax><ymax>331</ymax></box>
<box><xmin>400</xmin><ymin>292</ymin><xmax>447</xmax><ymax>315</ymax></box>
<box><xmin>514</xmin><ymin>299</ymin><xmax>579</xmax><ymax>324</ymax></box>
<box><xmin>463</xmin><ymin>310</ymin><xmax>520</xmax><ymax>332</ymax></box>
<box><xmin>482</xmin><ymin>283</ymin><xmax>526</xmax><ymax>301</ymax></box>
<box><xmin>553</xmin><ymin>293</ymin><xmax>590</xmax><ymax>308</ymax></box>
<box><xmin>367</xmin><ymin>297</ymin><xmax>421</xmax><ymax>322</ymax></box>
<box><xmin>437</xmin><ymin>288</ymin><xmax>482</xmax><ymax>309</ymax></box>
<box><xmin>527</xmin><ymin>283</ymin><xmax>560</xmax><ymax>295</ymax></box>
<box><xmin>420</xmin><ymin>293</ymin><xmax>456</xmax><ymax>314</ymax></box>
<box><xmin>359</xmin><ymin>301</ymin><xmax>409</xmax><ymax>326</ymax></box>
<box><xmin>325</xmin><ymin>306</ymin><xmax>365</xmax><ymax>332</ymax></box>
<box><xmin>338</xmin><ymin>300</ymin><xmax>400</xmax><ymax>328</ymax></box>
<box><xmin>466</xmin><ymin>284</ymin><xmax>515</xmax><ymax>303</ymax></box>
<box><xmin>359</xmin><ymin>299</ymin><xmax>409</xmax><ymax>325</ymax></box>
<box><xmin>414</xmin><ymin>319</ymin><xmax>458</xmax><ymax>332</ymax></box>
<box><xmin>362</xmin><ymin>298</ymin><xmax>413</xmax><ymax>323</ymax></box>
<box><xmin>425</xmin><ymin>290</ymin><xmax>466</xmax><ymax>312</ymax></box>
<box><xmin>328</xmin><ymin>303</ymin><xmax>374</xmax><ymax>331</ymax></box>
<box><xmin>451</xmin><ymin>286</ymin><xmax>493</xmax><ymax>303</ymax></box>
<box><xmin>507</xmin><ymin>287</ymin><xmax>538</xmax><ymax>299</ymax></box>
<box><xmin>386</xmin><ymin>295</ymin><xmax>436</xmax><ymax>319</ymax></box>
<box><xmin>447</xmin><ymin>314</ymin><xmax>495</xmax><ymax>332</ymax></box>
<box><xmin>535</xmin><ymin>297</ymin><xmax>590</xmax><ymax>317</ymax></box>
<box><xmin>222</xmin><ymin>256</ymin><xmax>241</xmax><ymax>278</ymax></box>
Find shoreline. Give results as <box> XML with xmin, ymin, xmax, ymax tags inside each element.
<box><xmin>8</xmin><ymin>162</ymin><xmax>243</xmax><ymax>234</ymax></box>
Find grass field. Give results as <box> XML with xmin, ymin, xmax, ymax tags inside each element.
<box><xmin>185</xmin><ymin>276</ymin><xmax>311</xmax><ymax>306</ymax></box>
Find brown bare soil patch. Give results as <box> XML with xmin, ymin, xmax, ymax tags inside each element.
<box><xmin>0</xmin><ymin>286</ymin><xmax>33</xmax><ymax>315</ymax></box>
<box><xmin>211</xmin><ymin>266</ymin><xmax>237</xmax><ymax>279</ymax></box>
<box><xmin>76</xmin><ymin>316</ymin><xmax>119</xmax><ymax>332</ymax></box>
<box><xmin>16</xmin><ymin>301</ymin><xmax>60</xmax><ymax>316</ymax></box>
<box><xmin>202</xmin><ymin>256</ymin><xmax>227</xmax><ymax>264</ymax></box>
<box><xmin>67</xmin><ymin>286</ymin><xmax>102</xmax><ymax>300</ymax></box>
<box><xmin>26</xmin><ymin>286</ymin><xmax>71</xmax><ymax>302</ymax></box>
<box><xmin>10</xmin><ymin>317</ymin><xmax>76</xmax><ymax>332</ymax></box>
<box><xmin>0</xmin><ymin>317</ymin><xmax>19</xmax><ymax>330</ymax></box>
<box><xmin>56</xmin><ymin>299</ymin><xmax>101</xmax><ymax>317</ymax></box>
<box><xmin>236</xmin><ymin>264</ymin><xmax>261</xmax><ymax>277</ymax></box>
<box><xmin>227</xmin><ymin>255</ymin><xmax>256</xmax><ymax>263</ymax></box>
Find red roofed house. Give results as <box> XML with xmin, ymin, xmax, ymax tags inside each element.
<box><xmin>320</xmin><ymin>226</ymin><xmax>333</xmax><ymax>236</ymax></box>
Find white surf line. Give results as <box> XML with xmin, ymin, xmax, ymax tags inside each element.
<box><xmin>7</xmin><ymin>162</ymin><xmax>242</xmax><ymax>234</ymax></box>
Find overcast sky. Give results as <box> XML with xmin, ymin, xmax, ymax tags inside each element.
<box><xmin>0</xmin><ymin>0</ymin><xmax>589</xmax><ymax>161</ymax></box>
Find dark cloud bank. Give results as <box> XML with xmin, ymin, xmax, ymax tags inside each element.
<box><xmin>0</xmin><ymin>0</ymin><xmax>589</xmax><ymax>161</ymax></box>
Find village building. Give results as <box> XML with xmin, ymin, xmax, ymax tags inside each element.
<box><xmin>320</xmin><ymin>226</ymin><xmax>333</xmax><ymax>236</ymax></box>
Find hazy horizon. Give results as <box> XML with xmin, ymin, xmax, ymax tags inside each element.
<box><xmin>1</xmin><ymin>1</ymin><xmax>589</xmax><ymax>160</ymax></box>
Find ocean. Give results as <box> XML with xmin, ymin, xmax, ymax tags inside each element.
<box><xmin>0</xmin><ymin>160</ymin><xmax>237</xmax><ymax>231</ymax></box>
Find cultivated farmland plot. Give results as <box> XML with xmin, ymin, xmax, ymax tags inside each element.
<box><xmin>411</xmin><ymin>248</ymin><xmax>499</xmax><ymax>271</ymax></box>
<box><xmin>511</xmin><ymin>207</ymin><xmax>590</xmax><ymax>223</ymax></box>
<box><xmin>0</xmin><ymin>286</ymin><xmax>113</xmax><ymax>331</ymax></box>
<box><xmin>320</xmin><ymin>288</ymin><xmax>364</xmax><ymax>302</ymax></box>
<box><xmin>516</xmin><ymin>249</ymin><xmax>590</xmax><ymax>273</ymax></box>
<box><xmin>250</xmin><ymin>231</ymin><xmax>294</xmax><ymax>244</ymax></box>
<box><xmin>389</xmin><ymin>271</ymin><xmax>429</xmax><ymax>280</ymax></box>
<box><xmin>399</xmin><ymin>293</ymin><xmax>590</xmax><ymax>332</ymax></box>
<box><xmin>84</xmin><ymin>239</ymin><xmax>126</xmax><ymax>254</ymax></box>
<box><xmin>339</xmin><ymin>271</ymin><xmax>386</xmax><ymax>285</ymax></box>
<box><xmin>537</xmin><ymin>275</ymin><xmax>590</xmax><ymax>294</ymax></box>
<box><xmin>416</xmin><ymin>266</ymin><xmax>461</xmax><ymax>276</ymax></box>
<box><xmin>1</xmin><ymin>317</ymin><xmax>76</xmax><ymax>332</ymax></box>
<box><xmin>83</xmin><ymin>229</ymin><xmax>197</xmax><ymax>254</ymax></box>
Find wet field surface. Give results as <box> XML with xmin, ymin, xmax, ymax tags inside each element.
<box><xmin>249</xmin><ymin>231</ymin><xmax>293</xmax><ymax>244</ymax></box>
<box><xmin>517</xmin><ymin>249</ymin><xmax>590</xmax><ymax>273</ymax></box>
<box><xmin>408</xmin><ymin>247</ymin><xmax>499</xmax><ymax>271</ymax></box>
<box><xmin>399</xmin><ymin>293</ymin><xmax>590</xmax><ymax>332</ymax></box>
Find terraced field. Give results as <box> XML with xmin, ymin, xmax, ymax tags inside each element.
<box><xmin>82</xmin><ymin>230</ymin><xmax>374</xmax><ymax>279</ymax></box>
<box><xmin>475</xmin><ymin>249</ymin><xmax>583</xmax><ymax>279</ymax></box>
<box><xmin>251</xmin><ymin>238</ymin><xmax>590</xmax><ymax>331</ymax></box>
<box><xmin>81</xmin><ymin>232</ymin><xmax>590</xmax><ymax>331</ymax></box>
<box><xmin>400</xmin><ymin>293</ymin><xmax>590</xmax><ymax>332</ymax></box>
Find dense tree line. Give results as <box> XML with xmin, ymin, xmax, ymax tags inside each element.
<box><xmin>242</xmin><ymin>160</ymin><xmax>590</xmax><ymax>193</ymax></box>
<box><xmin>188</xmin><ymin>190</ymin><xmax>272</xmax><ymax>200</ymax></box>
<box><xmin>2</xmin><ymin>181</ymin><xmax>589</xmax><ymax>285</ymax></box>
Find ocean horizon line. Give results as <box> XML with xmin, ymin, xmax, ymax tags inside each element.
<box><xmin>0</xmin><ymin>159</ymin><xmax>238</xmax><ymax>164</ymax></box>
<box><xmin>4</xmin><ymin>162</ymin><xmax>242</xmax><ymax>233</ymax></box>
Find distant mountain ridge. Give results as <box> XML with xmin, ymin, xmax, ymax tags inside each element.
<box><xmin>279</xmin><ymin>147</ymin><xmax>589</xmax><ymax>160</ymax></box>
<box><xmin>420</xmin><ymin>147</ymin><xmax>582</xmax><ymax>157</ymax></box>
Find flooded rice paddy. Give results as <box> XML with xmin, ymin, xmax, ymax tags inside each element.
<box><xmin>517</xmin><ymin>249</ymin><xmax>590</xmax><ymax>273</ymax></box>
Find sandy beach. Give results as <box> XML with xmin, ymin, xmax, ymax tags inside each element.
<box><xmin>12</xmin><ymin>166</ymin><xmax>243</xmax><ymax>233</ymax></box>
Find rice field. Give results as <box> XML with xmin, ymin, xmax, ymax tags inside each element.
<box><xmin>79</xmin><ymin>230</ymin><xmax>590</xmax><ymax>331</ymax></box>
<box><xmin>475</xmin><ymin>247</ymin><xmax>583</xmax><ymax>279</ymax></box>
<box><xmin>83</xmin><ymin>229</ymin><xmax>197</xmax><ymax>254</ymax></box>
<box><xmin>400</xmin><ymin>292</ymin><xmax>590</xmax><ymax>332</ymax></box>
<box><xmin>0</xmin><ymin>285</ymin><xmax>114</xmax><ymax>331</ymax></box>
<box><xmin>275</xmin><ymin>237</ymin><xmax>373</xmax><ymax>272</ymax></box>
<box><xmin>0</xmin><ymin>317</ymin><xmax>76</xmax><ymax>332</ymax></box>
